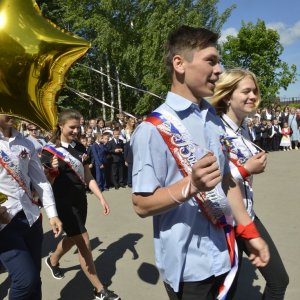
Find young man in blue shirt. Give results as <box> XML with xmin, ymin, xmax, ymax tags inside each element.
<box><xmin>131</xmin><ymin>26</ymin><xmax>269</xmax><ymax>299</ymax></box>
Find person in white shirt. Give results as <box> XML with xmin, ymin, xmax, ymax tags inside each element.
<box><xmin>0</xmin><ymin>115</ymin><xmax>62</xmax><ymax>300</ymax></box>
<box><xmin>210</xmin><ymin>68</ymin><xmax>289</xmax><ymax>300</ymax></box>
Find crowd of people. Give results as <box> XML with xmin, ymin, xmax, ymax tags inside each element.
<box><xmin>1</xmin><ymin>24</ymin><xmax>297</xmax><ymax>300</ymax></box>
<box><xmin>18</xmin><ymin>113</ymin><xmax>147</xmax><ymax>193</ymax></box>
<box><xmin>17</xmin><ymin>103</ymin><xmax>300</xmax><ymax>197</ymax></box>
<box><xmin>246</xmin><ymin>105</ymin><xmax>300</xmax><ymax>152</ymax></box>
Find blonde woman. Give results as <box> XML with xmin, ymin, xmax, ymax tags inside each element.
<box><xmin>122</xmin><ymin>117</ymin><xmax>136</xmax><ymax>142</ymax></box>
<box><xmin>210</xmin><ymin>68</ymin><xmax>289</xmax><ymax>300</ymax></box>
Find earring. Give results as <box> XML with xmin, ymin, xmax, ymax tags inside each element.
<box><xmin>227</xmin><ymin>101</ymin><xmax>231</xmax><ymax>107</ymax></box>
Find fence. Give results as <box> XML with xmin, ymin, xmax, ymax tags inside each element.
<box><xmin>280</xmin><ymin>97</ymin><xmax>300</xmax><ymax>105</ymax></box>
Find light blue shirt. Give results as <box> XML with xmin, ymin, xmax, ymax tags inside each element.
<box><xmin>131</xmin><ymin>92</ymin><xmax>231</xmax><ymax>292</ymax></box>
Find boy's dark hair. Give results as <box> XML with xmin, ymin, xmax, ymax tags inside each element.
<box><xmin>102</xmin><ymin>132</ymin><xmax>110</xmax><ymax>138</ymax></box>
<box><xmin>165</xmin><ymin>25</ymin><xmax>219</xmax><ymax>78</ymax></box>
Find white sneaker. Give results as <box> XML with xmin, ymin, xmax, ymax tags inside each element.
<box><xmin>295</xmin><ymin>146</ymin><xmax>298</xmax><ymax>150</ymax></box>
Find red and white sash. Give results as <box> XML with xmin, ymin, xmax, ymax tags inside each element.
<box><xmin>146</xmin><ymin>110</ymin><xmax>238</xmax><ymax>300</ymax></box>
<box><xmin>0</xmin><ymin>146</ymin><xmax>39</xmax><ymax>206</ymax></box>
<box><xmin>43</xmin><ymin>144</ymin><xmax>86</xmax><ymax>185</ymax></box>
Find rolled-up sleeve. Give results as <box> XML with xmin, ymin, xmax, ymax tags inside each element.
<box><xmin>131</xmin><ymin>122</ymin><xmax>168</xmax><ymax>194</ymax></box>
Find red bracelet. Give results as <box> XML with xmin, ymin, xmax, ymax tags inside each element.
<box><xmin>235</xmin><ymin>221</ymin><xmax>260</xmax><ymax>239</ymax></box>
<box><xmin>48</xmin><ymin>168</ymin><xmax>59</xmax><ymax>178</ymax></box>
<box><xmin>238</xmin><ymin>165</ymin><xmax>250</xmax><ymax>179</ymax></box>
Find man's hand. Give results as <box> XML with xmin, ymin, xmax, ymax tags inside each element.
<box><xmin>245</xmin><ymin>237</ymin><xmax>270</xmax><ymax>267</ymax></box>
<box><xmin>49</xmin><ymin>216</ymin><xmax>63</xmax><ymax>238</ymax></box>
<box><xmin>244</xmin><ymin>152</ymin><xmax>267</xmax><ymax>175</ymax></box>
<box><xmin>0</xmin><ymin>206</ymin><xmax>10</xmax><ymax>224</ymax></box>
<box><xmin>191</xmin><ymin>152</ymin><xmax>222</xmax><ymax>193</ymax></box>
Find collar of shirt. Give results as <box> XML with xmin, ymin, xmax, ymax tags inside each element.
<box><xmin>165</xmin><ymin>92</ymin><xmax>214</xmax><ymax>118</ymax></box>
<box><xmin>222</xmin><ymin>113</ymin><xmax>247</xmax><ymax>135</ymax></box>
<box><xmin>61</xmin><ymin>141</ymin><xmax>76</xmax><ymax>148</ymax></box>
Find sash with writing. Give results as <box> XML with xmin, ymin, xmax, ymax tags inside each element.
<box><xmin>146</xmin><ymin>111</ymin><xmax>238</xmax><ymax>300</ymax></box>
<box><xmin>0</xmin><ymin>147</ymin><xmax>39</xmax><ymax>206</ymax></box>
<box><xmin>43</xmin><ymin>144</ymin><xmax>86</xmax><ymax>185</ymax></box>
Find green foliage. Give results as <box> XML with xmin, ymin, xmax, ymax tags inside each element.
<box><xmin>221</xmin><ymin>20</ymin><xmax>298</xmax><ymax>106</ymax></box>
<box><xmin>36</xmin><ymin>0</ymin><xmax>235</xmax><ymax>116</ymax></box>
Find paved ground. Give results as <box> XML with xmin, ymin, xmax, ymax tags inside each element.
<box><xmin>0</xmin><ymin>150</ymin><xmax>299</xmax><ymax>300</ymax></box>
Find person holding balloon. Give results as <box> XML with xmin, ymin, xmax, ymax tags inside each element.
<box><xmin>42</xmin><ymin>109</ymin><xmax>120</xmax><ymax>300</ymax></box>
<box><xmin>0</xmin><ymin>115</ymin><xmax>62</xmax><ymax>300</ymax></box>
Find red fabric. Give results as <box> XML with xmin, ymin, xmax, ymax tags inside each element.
<box><xmin>229</xmin><ymin>158</ymin><xmax>250</xmax><ymax>179</ymax></box>
<box><xmin>235</xmin><ymin>221</ymin><xmax>261</xmax><ymax>239</ymax></box>
<box><xmin>48</xmin><ymin>168</ymin><xmax>59</xmax><ymax>178</ymax></box>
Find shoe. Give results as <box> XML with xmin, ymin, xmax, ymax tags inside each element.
<box><xmin>120</xmin><ymin>184</ymin><xmax>126</xmax><ymax>188</ymax></box>
<box><xmin>127</xmin><ymin>184</ymin><xmax>132</xmax><ymax>188</ymax></box>
<box><xmin>94</xmin><ymin>287</ymin><xmax>120</xmax><ymax>300</ymax></box>
<box><xmin>115</xmin><ymin>186</ymin><xmax>119</xmax><ymax>190</ymax></box>
<box><xmin>45</xmin><ymin>256</ymin><xmax>64</xmax><ymax>280</ymax></box>
<box><xmin>295</xmin><ymin>146</ymin><xmax>298</xmax><ymax>150</ymax></box>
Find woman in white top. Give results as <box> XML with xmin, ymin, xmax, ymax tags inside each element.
<box><xmin>210</xmin><ymin>69</ymin><xmax>289</xmax><ymax>300</ymax></box>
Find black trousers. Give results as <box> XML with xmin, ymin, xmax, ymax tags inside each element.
<box><xmin>111</xmin><ymin>162</ymin><xmax>124</xmax><ymax>187</ymax></box>
<box><xmin>227</xmin><ymin>216</ymin><xmax>289</xmax><ymax>300</ymax></box>
<box><xmin>164</xmin><ymin>274</ymin><xmax>227</xmax><ymax>300</ymax></box>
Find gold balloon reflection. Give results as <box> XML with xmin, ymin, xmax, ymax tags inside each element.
<box><xmin>0</xmin><ymin>0</ymin><xmax>90</xmax><ymax>130</ymax></box>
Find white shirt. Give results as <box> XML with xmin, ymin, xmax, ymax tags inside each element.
<box><xmin>221</xmin><ymin>114</ymin><xmax>258</xmax><ymax>220</ymax></box>
<box><xmin>0</xmin><ymin>129</ymin><xmax>57</xmax><ymax>230</ymax></box>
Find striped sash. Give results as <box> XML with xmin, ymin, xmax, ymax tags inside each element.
<box><xmin>43</xmin><ymin>144</ymin><xmax>86</xmax><ymax>185</ymax></box>
<box><xmin>146</xmin><ymin>111</ymin><xmax>238</xmax><ymax>300</ymax></box>
<box><xmin>0</xmin><ymin>147</ymin><xmax>39</xmax><ymax>206</ymax></box>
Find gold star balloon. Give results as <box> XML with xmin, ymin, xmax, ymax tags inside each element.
<box><xmin>0</xmin><ymin>0</ymin><xmax>90</xmax><ymax>130</ymax></box>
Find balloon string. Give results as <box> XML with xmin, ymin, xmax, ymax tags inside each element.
<box><xmin>66</xmin><ymin>86</ymin><xmax>137</xmax><ymax>119</ymax></box>
<box><xmin>76</xmin><ymin>63</ymin><xmax>164</xmax><ymax>101</ymax></box>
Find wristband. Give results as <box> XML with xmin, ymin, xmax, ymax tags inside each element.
<box><xmin>235</xmin><ymin>221</ymin><xmax>260</xmax><ymax>239</ymax></box>
<box><xmin>238</xmin><ymin>165</ymin><xmax>250</xmax><ymax>179</ymax></box>
<box><xmin>181</xmin><ymin>178</ymin><xmax>200</xmax><ymax>199</ymax></box>
<box><xmin>167</xmin><ymin>188</ymin><xmax>183</xmax><ymax>204</ymax></box>
<box><xmin>48</xmin><ymin>168</ymin><xmax>59</xmax><ymax>178</ymax></box>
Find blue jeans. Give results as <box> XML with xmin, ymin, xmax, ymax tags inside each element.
<box><xmin>0</xmin><ymin>210</ymin><xmax>43</xmax><ymax>300</ymax></box>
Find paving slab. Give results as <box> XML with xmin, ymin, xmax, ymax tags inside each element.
<box><xmin>0</xmin><ymin>150</ymin><xmax>299</xmax><ymax>299</ymax></box>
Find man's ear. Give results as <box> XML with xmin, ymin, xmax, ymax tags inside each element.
<box><xmin>173</xmin><ymin>54</ymin><xmax>185</xmax><ymax>75</ymax></box>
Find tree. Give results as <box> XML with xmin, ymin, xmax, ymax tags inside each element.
<box><xmin>36</xmin><ymin>0</ymin><xmax>236</xmax><ymax>116</ymax></box>
<box><xmin>220</xmin><ymin>20</ymin><xmax>297</xmax><ymax>105</ymax></box>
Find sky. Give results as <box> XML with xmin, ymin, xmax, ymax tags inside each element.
<box><xmin>217</xmin><ymin>0</ymin><xmax>300</xmax><ymax>99</ymax></box>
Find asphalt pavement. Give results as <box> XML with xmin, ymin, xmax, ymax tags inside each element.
<box><xmin>0</xmin><ymin>150</ymin><xmax>299</xmax><ymax>300</ymax></box>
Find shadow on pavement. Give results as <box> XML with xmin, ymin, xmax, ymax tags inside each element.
<box><xmin>234</xmin><ymin>257</ymin><xmax>263</xmax><ymax>300</ymax></box>
<box><xmin>58</xmin><ymin>233</ymin><xmax>144</xmax><ymax>300</ymax></box>
<box><xmin>137</xmin><ymin>262</ymin><xmax>160</xmax><ymax>285</ymax></box>
<box><xmin>42</xmin><ymin>230</ymin><xmax>102</xmax><ymax>258</ymax></box>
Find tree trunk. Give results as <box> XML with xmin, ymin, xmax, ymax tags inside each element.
<box><xmin>100</xmin><ymin>66</ymin><xmax>106</xmax><ymax>120</ymax></box>
<box><xmin>116</xmin><ymin>69</ymin><xmax>122</xmax><ymax>112</ymax></box>
<box><xmin>106</xmin><ymin>58</ymin><xmax>115</xmax><ymax>120</ymax></box>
